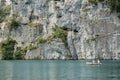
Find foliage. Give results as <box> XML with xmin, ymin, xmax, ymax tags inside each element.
<box><xmin>37</xmin><ymin>37</ymin><xmax>47</xmax><ymax>44</ymax></box>
<box><xmin>0</xmin><ymin>38</ymin><xmax>26</xmax><ymax>60</ymax></box>
<box><xmin>30</xmin><ymin>25</ymin><xmax>68</xmax><ymax>46</ymax></box>
<box><xmin>88</xmin><ymin>0</ymin><xmax>106</xmax><ymax>4</ymax></box>
<box><xmin>99</xmin><ymin>0</ymin><xmax>104</xmax><ymax>2</ymax></box>
<box><xmin>105</xmin><ymin>0</ymin><xmax>120</xmax><ymax>13</ymax></box>
<box><xmin>88</xmin><ymin>0</ymin><xmax>97</xmax><ymax>4</ymax></box>
<box><xmin>89</xmin><ymin>0</ymin><xmax>120</xmax><ymax>13</ymax></box>
<box><xmin>0</xmin><ymin>5</ymin><xmax>20</xmax><ymax>31</ymax></box>
<box><xmin>74</xmin><ymin>32</ymin><xmax>78</xmax><ymax>35</ymax></box>
<box><xmin>66</xmin><ymin>54</ymin><xmax>72</xmax><ymax>59</ymax></box>
<box><xmin>4</xmin><ymin>5</ymin><xmax>11</xmax><ymax>14</ymax></box>
<box><xmin>14</xmin><ymin>47</ymin><xmax>26</xmax><ymax>59</ymax></box>
<box><xmin>28</xmin><ymin>22</ymin><xmax>41</xmax><ymax>27</ymax></box>
<box><xmin>28</xmin><ymin>44</ymin><xmax>38</xmax><ymax>50</ymax></box>
<box><xmin>35</xmin><ymin>25</ymin><xmax>68</xmax><ymax>46</ymax></box>
<box><xmin>5</xmin><ymin>16</ymin><xmax>21</xmax><ymax>31</ymax></box>
<box><xmin>54</xmin><ymin>0</ymin><xmax>61</xmax><ymax>1</ymax></box>
<box><xmin>0</xmin><ymin>5</ymin><xmax>11</xmax><ymax>23</ymax></box>
<box><xmin>46</xmin><ymin>36</ymin><xmax>54</xmax><ymax>43</ymax></box>
<box><xmin>33</xmin><ymin>56</ymin><xmax>41</xmax><ymax>60</ymax></box>
<box><xmin>0</xmin><ymin>38</ymin><xmax>16</xmax><ymax>60</ymax></box>
<box><xmin>52</xmin><ymin>25</ymin><xmax>68</xmax><ymax>45</ymax></box>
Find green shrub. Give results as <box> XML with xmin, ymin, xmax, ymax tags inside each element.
<box><xmin>98</xmin><ymin>0</ymin><xmax>104</xmax><ymax>2</ymax></box>
<box><xmin>5</xmin><ymin>16</ymin><xmax>21</xmax><ymax>31</ymax></box>
<box><xmin>52</xmin><ymin>25</ymin><xmax>68</xmax><ymax>46</ymax></box>
<box><xmin>4</xmin><ymin>5</ymin><xmax>11</xmax><ymax>14</ymax></box>
<box><xmin>88</xmin><ymin>0</ymin><xmax>120</xmax><ymax>18</ymax></box>
<box><xmin>0</xmin><ymin>5</ymin><xmax>11</xmax><ymax>23</ymax></box>
<box><xmin>28</xmin><ymin>22</ymin><xmax>41</xmax><ymax>27</ymax></box>
<box><xmin>0</xmin><ymin>38</ymin><xmax>16</xmax><ymax>60</ymax></box>
<box><xmin>47</xmin><ymin>35</ymin><xmax>54</xmax><ymax>43</ymax></box>
<box><xmin>0</xmin><ymin>10</ymin><xmax>6</xmax><ymax>22</ymax></box>
<box><xmin>74</xmin><ymin>32</ymin><xmax>78</xmax><ymax>35</ymax></box>
<box><xmin>0</xmin><ymin>38</ymin><xmax>26</xmax><ymax>60</ymax></box>
<box><xmin>28</xmin><ymin>44</ymin><xmax>38</xmax><ymax>50</ymax></box>
<box><xmin>37</xmin><ymin>37</ymin><xmax>47</xmax><ymax>44</ymax></box>
<box><xmin>89</xmin><ymin>0</ymin><xmax>105</xmax><ymax>4</ymax></box>
<box><xmin>15</xmin><ymin>47</ymin><xmax>27</xmax><ymax>59</ymax></box>
<box><xmin>33</xmin><ymin>56</ymin><xmax>41</xmax><ymax>60</ymax></box>
<box><xmin>35</xmin><ymin>25</ymin><xmax>68</xmax><ymax>45</ymax></box>
<box><xmin>89</xmin><ymin>0</ymin><xmax>97</xmax><ymax>4</ymax></box>
<box><xmin>89</xmin><ymin>0</ymin><xmax>120</xmax><ymax>13</ymax></box>
<box><xmin>54</xmin><ymin>0</ymin><xmax>61</xmax><ymax>1</ymax></box>
<box><xmin>106</xmin><ymin>0</ymin><xmax>120</xmax><ymax>13</ymax></box>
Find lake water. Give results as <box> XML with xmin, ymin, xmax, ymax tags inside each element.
<box><xmin>0</xmin><ymin>60</ymin><xmax>120</xmax><ymax>80</ymax></box>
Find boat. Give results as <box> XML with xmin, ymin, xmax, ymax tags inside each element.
<box><xmin>86</xmin><ymin>60</ymin><xmax>102</xmax><ymax>65</ymax></box>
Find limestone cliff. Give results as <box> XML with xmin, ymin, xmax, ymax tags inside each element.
<box><xmin>0</xmin><ymin>0</ymin><xmax>120</xmax><ymax>59</ymax></box>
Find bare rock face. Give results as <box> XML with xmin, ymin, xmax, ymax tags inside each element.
<box><xmin>0</xmin><ymin>0</ymin><xmax>120</xmax><ymax>59</ymax></box>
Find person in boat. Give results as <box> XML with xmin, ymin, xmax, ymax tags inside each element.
<box><xmin>97</xmin><ymin>59</ymin><xmax>100</xmax><ymax>64</ymax></box>
<box><xmin>92</xmin><ymin>59</ymin><xmax>101</xmax><ymax>64</ymax></box>
<box><xmin>97</xmin><ymin>58</ymin><xmax>102</xmax><ymax>64</ymax></box>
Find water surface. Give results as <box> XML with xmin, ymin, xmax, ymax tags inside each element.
<box><xmin>0</xmin><ymin>60</ymin><xmax>120</xmax><ymax>80</ymax></box>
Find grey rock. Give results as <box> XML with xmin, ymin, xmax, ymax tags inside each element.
<box><xmin>0</xmin><ymin>0</ymin><xmax>120</xmax><ymax>59</ymax></box>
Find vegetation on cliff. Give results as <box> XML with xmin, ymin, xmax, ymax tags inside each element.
<box><xmin>0</xmin><ymin>38</ymin><xmax>25</xmax><ymax>60</ymax></box>
<box><xmin>0</xmin><ymin>5</ymin><xmax>11</xmax><ymax>23</ymax></box>
<box><xmin>89</xmin><ymin>0</ymin><xmax>120</xmax><ymax>12</ymax></box>
<box><xmin>5</xmin><ymin>16</ymin><xmax>21</xmax><ymax>31</ymax></box>
<box><xmin>27</xmin><ymin>22</ymin><xmax>41</xmax><ymax>27</ymax></box>
<box><xmin>52</xmin><ymin>25</ymin><xmax>68</xmax><ymax>45</ymax></box>
<box><xmin>0</xmin><ymin>38</ymin><xmax>16</xmax><ymax>59</ymax></box>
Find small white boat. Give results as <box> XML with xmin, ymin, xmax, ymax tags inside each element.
<box><xmin>86</xmin><ymin>60</ymin><xmax>102</xmax><ymax>65</ymax></box>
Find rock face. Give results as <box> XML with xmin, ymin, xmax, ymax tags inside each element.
<box><xmin>0</xmin><ymin>0</ymin><xmax>120</xmax><ymax>59</ymax></box>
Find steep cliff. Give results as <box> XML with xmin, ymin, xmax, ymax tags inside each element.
<box><xmin>0</xmin><ymin>0</ymin><xmax>120</xmax><ymax>60</ymax></box>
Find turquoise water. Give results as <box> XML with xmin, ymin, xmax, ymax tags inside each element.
<box><xmin>0</xmin><ymin>60</ymin><xmax>120</xmax><ymax>80</ymax></box>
